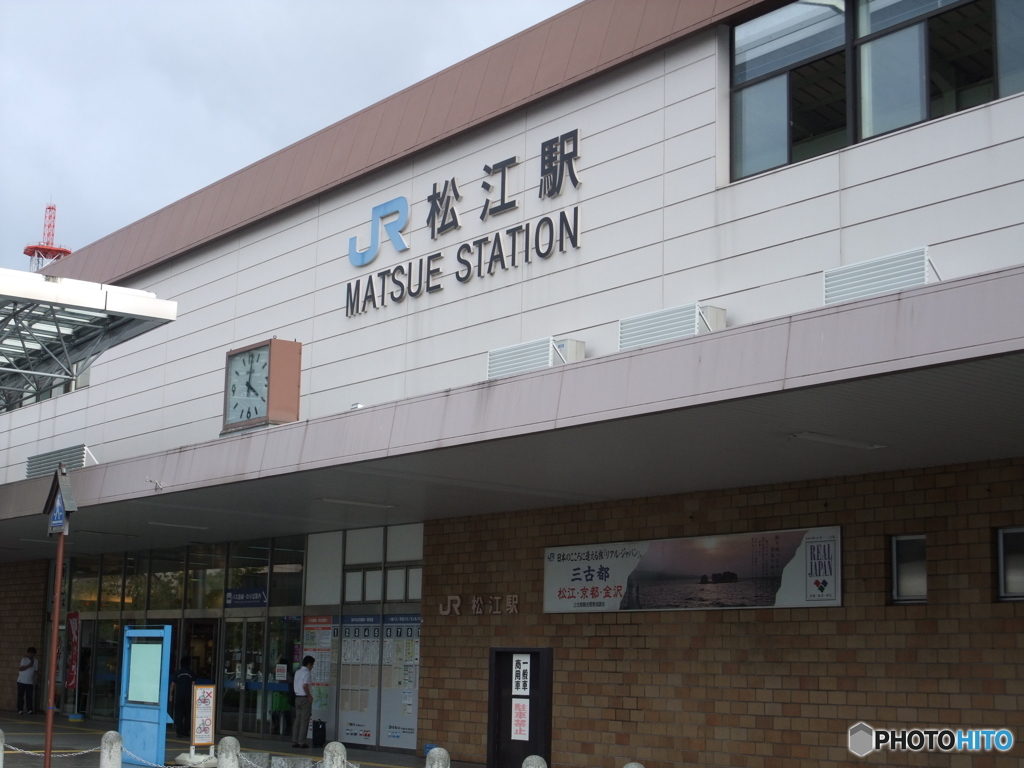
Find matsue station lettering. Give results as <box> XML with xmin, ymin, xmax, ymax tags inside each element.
<box><xmin>344</xmin><ymin>206</ymin><xmax>580</xmax><ymax>318</ymax></box>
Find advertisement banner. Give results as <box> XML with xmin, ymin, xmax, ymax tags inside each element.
<box><xmin>544</xmin><ymin>527</ymin><xmax>841</xmax><ymax>613</ymax></box>
<box><xmin>65</xmin><ymin>611</ymin><xmax>80</xmax><ymax>689</ymax></box>
<box><xmin>192</xmin><ymin>685</ymin><xmax>215</xmax><ymax>746</ymax></box>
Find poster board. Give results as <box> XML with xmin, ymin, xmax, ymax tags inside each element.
<box><xmin>378</xmin><ymin>615</ymin><xmax>420</xmax><ymax>749</ymax></box>
<box><xmin>544</xmin><ymin>527</ymin><xmax>841</xmax><ymax>613</ymax></box>
<box><xmin>192</xmin><ymin>685</ymin><xmax>215</xmax><ymax>746</ymax></box>
<box><xmin>337</xmin><ymin>615</ymin><xmax>380</xmax><ymax>745</ymax></box>
<box><xmin>302</xmin><ymin>616</ymin><xmax>339</xmax><ymax>742</ymax></box>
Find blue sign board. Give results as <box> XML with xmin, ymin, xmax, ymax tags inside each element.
<box><xmin>49</xmin><ymin>489</ymin><xmax>66</xmax><ymax>534</ymax></box>
<box><xmin>119</xmin><ymin>626</ymin><xmax>172</xmax><ymax>767</ymax></box>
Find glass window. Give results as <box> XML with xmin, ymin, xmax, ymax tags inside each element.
<box><xmin>99</xmin><ymin>554</ymin><xmax>123</xmax><ymax>612</ymax></box>
<box><xmin>386</xmin><ymin>568</ymin><xmax>406</xmax><ymax>601</ymax></box>
<box><xmin>386</xmin><ymin>524</ymin><xmax>423</xmax><ymax>562</ymax></box>
<box><xmin>892</xmin><ymin>535</ymin><xmax>927</xmax><ymax>602</ymax></box>
<box><xmin>227</xmin><ymin>540</ymin><xmax>270</xmax><ymax>592</ymax></box>
<box><xmin>270</xmin><ymin>535</ymin><xmax>305</xmax><ymax>607</ymax></box>
<box><xmin>734</xmin><ymin>0</ymin><xmax>847</xmax><ymax>84</ymax></box>
<box><xmin>998</xmin><ymin>0</ymin><xmax>1024</xmax><ymax>95</ymax></box>
<box><xmin>123</xmin><ymin>552</ymin><xmax>149</xmax><ymax>611</ymax></box>
<box><xmin>345</xmin><ymin>527</ymin><xmax>383</xmax><ymax>565</ymax></box>
<box><xmin>857</xmin><ymin>0</ymin><xmax>961</xmax><ymax>35</ymax></box>
<box><xmin>364</xmin><ymin>569</ymin><xmax>383</xmax><ymax>602</ymax></box>
<box><xmin>92</xmin><ymin>620</ymin><xmax>121</xmax><ymax>718</ymax></box>
<box><xmin>408</xmin><ymin>567</ymin><xmax>423</xmax><ymax>601</ymax></box>
<box><xmin>998</xmin><ymin>527</ymin><xmax>1024</xmax><ymax>599</ymax></box>
<box><xmin>344</xmin><ymin>571</ymin><xmax>364</xmax><ymax>603</ymax></box>
<box><xmin>148</xmin><ymin>548</ymin><xmax>185</xmax><ymax>610</ymax></box>
<box><xmin>860</xmin><ymin>23</ymin><xmax>928</xmax><ymax>138</ymax></box>
<box><xmin>929</xmin><ymin>0</ymin><xmax>995</xmax><ymax>119</ymax></box>
<box><xmin>70</xmin><ymin>556</ymin><xmax>101</xmax><ymax>612</ymax></box>
<box><xmin>733</xmin><ymin>0</ymin><xmax>1010</xmax><ymax>179</ymax></box>
<box><xmin>792</xmin><ymin>51</ymin><xmax>849</xmax><ymax>161</ymax></box>
<box><xmin>186</xmin><ymin>544</ymin><xmax>225</xmax><ymax>609</ymax></box>
<box><xmin>732</xmin><ymin>74</ymin><xmax>789</xmax><ymax>178</ymax></box>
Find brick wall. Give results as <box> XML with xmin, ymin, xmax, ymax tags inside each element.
<box><xmin>0</xmin><ymin>559</ymin><xmax>48</xmax><ymax>712</ymax></box>
<box><xmin>419</xmin><ymin>459</ymin><xmax>1024</xmax><ymax>768</ymax></box>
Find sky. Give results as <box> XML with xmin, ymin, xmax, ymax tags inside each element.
<box><xmin>0</xmin><ymin>0</ymin><xmax>580</xmax><ymax>274</ymax></box>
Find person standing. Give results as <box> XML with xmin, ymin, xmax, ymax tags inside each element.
<box><xmin>291</xmin><ymin>656</ymin><xmax>315</xmax><ymax>748</ymax></box>
<box><xmin>169</xmin><ymin>656</ymin><xmax>197</xmax><ymax>739</ymax></box>
<box><xmin>17</xmin><ymin>647</ymin><xmax>38</xmax><ymax>715</ymax></box>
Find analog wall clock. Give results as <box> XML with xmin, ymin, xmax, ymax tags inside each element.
<box><xmin>222</xmin><ymin>338</ymin><xmax>301</xmax><ymax>433</ymax></box>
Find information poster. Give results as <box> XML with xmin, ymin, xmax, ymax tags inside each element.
<box><xmin>379</xmin><ymin>615</ymin><xmax>420</xmax><ymax>749</ymax></box>
<box><xmin>192</xmin><ymin>685</ymin><xmax>215</xmax><ymax>746</ymax></box>
<box><xmin>302</xmin><ymin>616</ymin><xmax>339</xmax><ymax>742</ymax></box>
<box><xmin>337</xmin><ymin>615</ymin><xmax>380</xmax><ymax>745</ymax></box>
<box><xmin>544</xmin><ymin>527</ymin><xmax>841</xmax><ymax>613</ymax></box>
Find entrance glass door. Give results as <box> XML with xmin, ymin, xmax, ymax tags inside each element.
<box><xmin>220</xmin><ymin>619</ymin><xmax>266</xmax><ymax>735</ymax></box>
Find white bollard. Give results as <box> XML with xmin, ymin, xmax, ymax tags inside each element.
<box><xmin>323</xmin><ymin>742</ymin><xmax>347</xmax><ymax>768</ymax></box>
<box><xmin>1</xmin><ymin>727</ymin><xmax>5</xmax><ymax>768</ymax></box>
<box><xmin>624</xmin><ymin>763</ymin><xmax>646</xmax><ymax>768</ymax></box>
<box><xmin>218</xmin><ymin>737</ymin><xmax>241</xmax><ymax>768</ymax></box>
<box><xmin>425</xmin><ymin>746</ymin><xmax>450</xmax><ymax>768</ymax></box>
<box><xmin>99</xmin><ymin>731</ymin><xmax>123</xmax><ymax>768</ymax></box>
<box><xmin>522</xmin><ymin>757</ymin><xmax>547</xmax><ymax>768</ymax></box>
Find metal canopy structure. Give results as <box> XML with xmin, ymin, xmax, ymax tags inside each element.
<box><xmin>0</xmin><ymin>268</ymin><xmax>176</xmax><ymax>408</ymax></box>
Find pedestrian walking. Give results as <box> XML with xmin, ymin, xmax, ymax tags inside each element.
<box><xmin>17</xmin><ymin>646</ymin><xmax>38</xmax><ymax>714</ymax></box>
<box><xmin>170</xmin><ymin>656</ymin><xmax>197</xmax><ymax>738</ymax></box>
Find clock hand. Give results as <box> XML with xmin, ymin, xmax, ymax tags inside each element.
<box><xmin>245</xmin><ymin>381</ymin><xmax>258</xmax><ymax>397</ymax></box>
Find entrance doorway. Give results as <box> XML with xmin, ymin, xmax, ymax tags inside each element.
<box><xmin>184</xmin><ymin>620</ymin><xmax>218</xmax><ymax>684</ymax></box>
<box><xmin>220</xmin><ymin>618</ymin><xmax>266</xmax><ymax>735</ymax></box>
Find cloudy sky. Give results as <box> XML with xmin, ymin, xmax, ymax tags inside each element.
<box><xmin>0</xmin><ymin>0</ymin><xmax>580</xmax><ymax>273</ymax></box>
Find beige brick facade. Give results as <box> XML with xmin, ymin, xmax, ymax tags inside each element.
<box><xmin>0</xmin><ymin>560</ymin><xmax>48</xmax><ymax>713</ymax></box>
<box><xmin>420</xmin><ymin>459</ymin><xmax>1024</xmax><ymax>768</ymax></box>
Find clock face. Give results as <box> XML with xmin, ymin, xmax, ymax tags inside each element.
<box><xmin>225</xmin><ymin>345</ymin><xmax>270</xmax><ymax>426</ymax></box>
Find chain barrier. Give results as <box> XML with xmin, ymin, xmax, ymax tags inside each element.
<box><xmin>121</xmin><ymin>746</ymin><xmax>214</xmax><ymax>768</ymax></box>
<box><xmin>3</xmin><ymin>744</ymin><xmax>102</xmax><ymax>758</ymax></box>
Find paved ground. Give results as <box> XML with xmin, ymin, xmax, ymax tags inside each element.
<box><xmin>0</xmin><ymin>713</ymin><xmax>480</xmax><ymax>768</ymax></box>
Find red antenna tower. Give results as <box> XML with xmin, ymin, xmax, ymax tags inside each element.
<box><xmin>25</xmin><ymin>203</ymin><xmax>72</xmax><ymax>272</ymax></box>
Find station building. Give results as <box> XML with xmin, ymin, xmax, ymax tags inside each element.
<box><xmin>1</xmin><ymin>1</ymin><xmax>1023</xmax><ymax>766</ymax></box>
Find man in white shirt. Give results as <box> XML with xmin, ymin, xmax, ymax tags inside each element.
<box><xmin>291</xmin><ymin>656</ymin><xmax>315</xmax><ymax>748</ymax></box>
<box><xmin>17</xmin><ymin>646</ymin><xmax>38</xmax><ymax>715</ymax></box>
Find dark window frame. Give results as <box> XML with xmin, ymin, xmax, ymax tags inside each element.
<box><xmin>731</xmin><ymin>0</ymin><xmax>1006</xmax><ymax>180</ymax></box>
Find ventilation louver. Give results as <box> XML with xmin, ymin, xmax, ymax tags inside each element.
<box><xmin>824</xmin><ymin>247</ymin><xmax>935</xmax><ymax>305</ymax></box>
<box><xmin>619</xmin><ymin>302</ymin><xmax>724</xmax><ymax>352</ymax></box>
<box><xmin>487</xmin><ymin>338</ymin><xmax>555</xmax><ymax>379</ymax></box>
<box><xmin>26</xmin><ymin>444</ymin><xmax>88</xmax><ymax>479</ymax></box>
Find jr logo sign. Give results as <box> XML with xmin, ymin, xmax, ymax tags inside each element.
<box><xmin>348</xmin><ymin>197</ymin><xmax>410</xmax><ymax>267</ymax></box>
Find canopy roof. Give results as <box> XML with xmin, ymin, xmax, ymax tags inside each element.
<box><xmin>0</xmin><ymin>267</ymin><xmax>176</xmax><ymax>407</ymax></box>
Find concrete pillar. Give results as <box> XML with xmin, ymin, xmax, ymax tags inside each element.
<box><xmin>425</xmin><ymin>746</ymin><xmax>450</xmax><ymax>768</ymax></box>
<box><xmin>323</xmin><ymin>742</ymin><xmax>348</xmax><ymax>768</ymax></box>
<box><xmin>218</xmin><ymin>737</ymin><xmax>241</xmax><ymax>768</ymax></box>
<box><xmin>522</xmin><ymin>757</ymin><xmax>547</xmax><ymax>768</ymax></box>
<box><xmin>99</xmin><ymin>731</ymin><xmax>122</xmax><ymax>768</ymax></box>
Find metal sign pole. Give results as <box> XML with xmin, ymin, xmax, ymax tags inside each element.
<box><xmin>41</xmin><ymin>463</ymin><xmax>77</xmax><ymax>768</ymax></box>
<box><xmin>42</xmin><ymin>529</ymin><xmax>66</xmax><ymax>768</ymax></box>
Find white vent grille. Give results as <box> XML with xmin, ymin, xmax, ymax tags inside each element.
<box><xmin>487</xmin><ymin>338</ymin><xmax>555</xmax><ymax>379</ymax></box>
<box><xmin>824</xmin><ymin>247</ymin><xmax>933</xmax><ymax>305</ymax></box>
<box><xmin>619</xmin><ymin>302</ymin><xmax>703</xmax><ymax>351</ymax></box>
<box><xmin>27</xmin><ymin>444</ymin><xmax>88</xmax><ymax>479</ymax></box>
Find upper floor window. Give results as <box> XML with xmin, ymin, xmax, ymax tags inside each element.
<box><xmin>731</xmin><ymin>0</ymin><xmax>1024</xmax><ymax>180</ymax></box>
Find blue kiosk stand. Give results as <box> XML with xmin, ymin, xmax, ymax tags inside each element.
<box><xmin>119</xmin><ymin>626</ymin><xmax>173</xmax><ymax>767</ymax></box>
